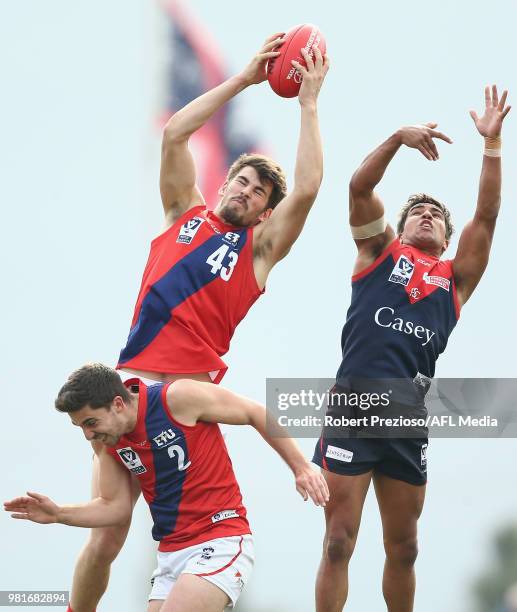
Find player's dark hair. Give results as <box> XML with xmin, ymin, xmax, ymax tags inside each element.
<box><xmin>226</xmin><ymin>153</ymin><xmax>287</xmax><ymax>210</ymax></box>
<box><xmin>397</xmin><ymin>193</ymin><xmax>454</xmax><ymax>240</ymax></box>
<box><xmin>55</xmin><ymin>363</ymin><xmax>130</xmax><ymax>413</ymax></box>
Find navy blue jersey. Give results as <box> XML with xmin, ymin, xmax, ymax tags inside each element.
<box><xmin>337</xmin><ymin>239</ymin><xmax>460</xmax><ymax>401</ymax></box>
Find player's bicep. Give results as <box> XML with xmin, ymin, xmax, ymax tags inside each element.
<box><xmin>167</xmin><ymin>380</ymin><xmax>252</xmax><ymax>427</ymax></box>
<box><xmin>254</xmin><ymin>190</ymin><xmax>314</xmax><ymax>264</ymax></box>
<box><xmin>159</xmin><ymin>136</ymin><xmax>205</xmax><ymax>223</ymax></box>
<box><xmin>349</xmin><ymin>188</ymin><xmax>394</xmax><ymax>254</ymax></box>
<box><xmin>349</xmin><ymin>187</ymin><xmax>384</xmax><ymax>226</ymax></box>
<box><xmin>97</xmin><ymin>447</ymin><xmax>132</xmax><ymax>507</ymax></box>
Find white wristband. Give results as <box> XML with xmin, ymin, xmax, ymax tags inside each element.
<box><xmin>484</xmin><ymin>135</ymin><xmax>501</xmax><ymax>158</ymax></box>
<box><xmin>484</xmin><ymin>148</ymin><xmax>501</xmax><ymax>158</ymax></box>
<box><xmin>350</xmin><ymin>215</ymin><xmax>387</xmax><ymax>239</ymax></box>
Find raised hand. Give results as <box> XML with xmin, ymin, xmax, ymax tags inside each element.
<box><xmin>295</xmin><ymin>463</ymin><xmax>330</xmax><ymax>507</ymax></box>
<box><xmin>292</xmin><ymin>46</ymin><xmax>330</xmax><ymax>108</ymax></box>
<box><xmin>398</xmin><ymin>123</ymin><xmax>453</xmax><ymax>161</ymax></box>
<box><xmin>240</xmin><ymin>33</ymin><xmax>285</xmax><ymax>86</ymax></box>
<box><xmin>470</xmin><ymin>85</ymin><xmax>511</xmax><ymax>137</ymax></box>
<box><xmin>4</xmin><ymin>492</ymin><xmax>60</xmax><ymax>524</ymax></box>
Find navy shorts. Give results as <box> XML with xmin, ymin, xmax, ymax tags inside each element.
<box><xmin>313</xmin><ymin>436</ymin><xmax>428</xmax><ymax>486</ymax></box>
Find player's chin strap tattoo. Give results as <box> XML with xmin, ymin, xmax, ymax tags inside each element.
<box><xmin>350</xmin><ymin>215</ymin><xmax>387</xmax><ymax>239</ymax></box>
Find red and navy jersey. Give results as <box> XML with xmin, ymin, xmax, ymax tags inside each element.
<box><xmin>337</xmin><ymin>239</ymin><xmax>460</xmax><ymax>399</ymax></box>
<box><xmin>106</xmin><ymin>379</ymin><xmax>251</xmax><ymax>552</ymax></box>
<box><xmin>117</xmin><ymin>206</ymin><xmax>263</xmax><ymax>382</ymax></box>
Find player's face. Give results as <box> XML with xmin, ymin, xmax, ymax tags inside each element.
<box><xmin>69</xmin><ymin>401</ymin><xmax>126</xmax><ymax>447</ymax></box>
<box><xmin>215</xmin><ymin>166</ymin><xmax>273</xmax><ymax>227</ymax></box>
<box><xmin>400</xmin><ymin>203</ymin><xmax>448</xmax><ymax>254</ymax></box>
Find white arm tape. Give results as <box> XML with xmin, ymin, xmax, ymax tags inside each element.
<box><xmin>350</xmin><ymin>215</ymin><xmax>387</xmax><ymax>239</ymax></box>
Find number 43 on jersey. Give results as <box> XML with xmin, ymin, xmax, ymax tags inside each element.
<box><xmin>206</xmin><ymin>245</ymin><xmax>238</xmax><ymax>281</ymax></box>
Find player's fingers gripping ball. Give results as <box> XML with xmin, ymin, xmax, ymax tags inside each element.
<box><xmin>267</xmin><ymin>24</ymin><xmax>326</xmax><ymax>98</ymax></box>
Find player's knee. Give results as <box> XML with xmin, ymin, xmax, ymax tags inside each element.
<box><xmin>384</xmin><ymin>536</ymin><xmax>419</xmax><ymax>567</ymax></box>
<box><xmin>86</xmin><ymin>524</ymin><xmax>131</xmax><ymax>564</ymax></box>
<box><xmin>323</xmin><ymin>534</ymin><xmax>355</xmax><ymax>565</ymax></box>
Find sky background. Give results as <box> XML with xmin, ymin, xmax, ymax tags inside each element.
<box><xmin>1</xmin><ymin>1</ymin><xmax>517</xmax><ymax>610</ymax></box>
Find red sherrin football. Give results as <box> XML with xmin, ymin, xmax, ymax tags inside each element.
<box><xmin>267</xmin><ymin>24</ymin><xmax>326</xmax><ymax>98</ymax></box>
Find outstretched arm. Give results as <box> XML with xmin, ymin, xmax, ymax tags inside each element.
<box><xmin>349</xmin><ymin>124</ymin><xmax>453</xmax><ymax>274</ymax></box>
<box><xmin>167</xmin><ymin>380</ymin><xmax>329</xmax><ymax>507</ymax></box>
<box><xmin>4</xmin><ymin>444</ymin><xmax>133</xmax><ymax>528</ymax></box>
<box><xmin>252</xmin><ymin>47</ymin><xmax>330</xmax><ymax>287</ymax></box>
<box><xmin>454</xmin><ymin>85</ymin><xmax>511</xmax><ymax>307</ymax></box>
<box><xmin>160</xmin><ymin>33</ymin><xmax>284</xmax><ymax>227</ymax></box>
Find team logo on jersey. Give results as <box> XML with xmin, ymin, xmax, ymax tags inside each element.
<box><xmin>211</xmin><ymin>509</ymin><xmax>239</xmax><ymax>523</ymax></box>
<box><xmin>421</xmin><ymin>443</ymin><xmax>428</xmax><ymax>469</ymax></box>
<box><xmin>389</xmin><ymin>255</ymin><xmax>415</xmax><ymax>286</ymax></box>
<box><xmin>177</xmin><ymin>217</ymin><xmax>205</xmax><ymax>244</ymax></box>
<box><xmin>116</xmin><ymin>447</ymin><xmax>147</xmax><ymax>474</ymax></box>
<box><xmin>223</xmin><ymin>231</ymin><xmax>240</xmax><ymax>246</ymax></box>
<box><xmin>152</xmin><ymin>428</ymin><xmax>177</xmax><ymax>448</ymax></box>
<box><xmin>410</xmin><ymin>287</ymin><xmax>421</xmax><ymax>300</ymax></box>
<box><xmin>423</xmin><ymin>272</ymin><xmax>450</xmax><ymax>291</ymax></box>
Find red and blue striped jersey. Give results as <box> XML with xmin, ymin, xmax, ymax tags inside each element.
<box><xmin>337</xmin><ymin>239</ymin><xmax>460</xmax><ymax>401</ymax></box>
<box><xmin>117</xmin><ymin>206</ymin><xmax>263</xmax><ymax>382</ymax></box>
<box><xmin>106</xmin><ymin>379</ymin><xmax>251</xmax><ymax>551</ymax></box>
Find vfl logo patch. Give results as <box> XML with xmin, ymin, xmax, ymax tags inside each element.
<box><xmin>389</xmin><ymin>255</ymin><xmax>415</xmax><ymax>286</ymax></box>
<box><xmin>177</xmin><ymin>217</ymin><xmax>205</xmax><ymax>244</ymax></box>
<box><xmin>326</xmin><ymin>445</ymin><xmax>353</xmax><ymax>463</ymax></box>
<box><xmin>211</xmin><ymin>509</ymin><xmax>239</xmax><ymax>523</ymax></box>
<box><xmin>223</xmin><ymin>231</ymin><xmax>240</xmax><ymax>247</ymax></box>
<box><xmin>423</xmin><ymin>272</ymin><xmax>450</xmax><ymax>291</ymax></box>
<box><xmin>117</xmin><ymin>447</ymin><xmax>147</xmax><ymax>474</ymax></box>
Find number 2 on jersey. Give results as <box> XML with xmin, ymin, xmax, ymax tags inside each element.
<box><xmin>206</xmin><ymin>245</ymin><xmax>238</xmax><ymax>281</ymax></box>
<box><xmin>168</xmin><ymin>445</ymin><xmax>191</xmax><ymax>471</ymax></box>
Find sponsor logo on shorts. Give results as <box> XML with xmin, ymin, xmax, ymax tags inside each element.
<box><xmin>211</xmin><ymin>509</ymin><xmax>239</xmax><ymax>523</ymax></box>
<box><xmin>152</xmin><ymin>428</ymin><xmax>177</xmax><ymax>448</ymax></box>
<box><xmin>423</xmin><ymin>272</ymin><xmax>450</xmax><ymax>291</ymax></box>
<box><xmin>116</xmin><ymin>447</ymin><xmax>147</xmax><ymax>474</ymax></box>
<box><xmin>201</xmin><ymin>546</ymin><xmax>215</xmax><ymax>560</ymax></box>
<box><xmin>326</xmin><ymin>445</ymin><xmax>353</xmax><ymax>463</ymax></box>
<box><xmin>235</xmin><ymin>571</ymin><xmax>245</xmax><ymax>590</ymax></box>
<box><xmin>223</xmin><ymin>231</ymin><xmax>240</xmax><ymax>246</ymax></box>
<box><xmin>177</xmin><ymin>217</ymin><xmax>205</xmax><ymax>244</ymax></box>
<box><xmin>389</xmin><ymin>255</ymin><xmax>415</xmax><ymax>286</ymax></box>
<box><xmin>421</xmin><ymin>443</ymin><xmax>428</xmax><ymax>468</ymax></box>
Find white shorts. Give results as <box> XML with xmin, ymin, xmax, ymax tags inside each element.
<box><xmin>149</xmin><ymin>535</ymin><xmax>254</xmax><ymax>608</ymax></box>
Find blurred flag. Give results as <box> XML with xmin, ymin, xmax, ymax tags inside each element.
<box><xmin>160</xmin><ymin>0</ymin><xmax>264</xmax><ymax>209</ymax></box>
